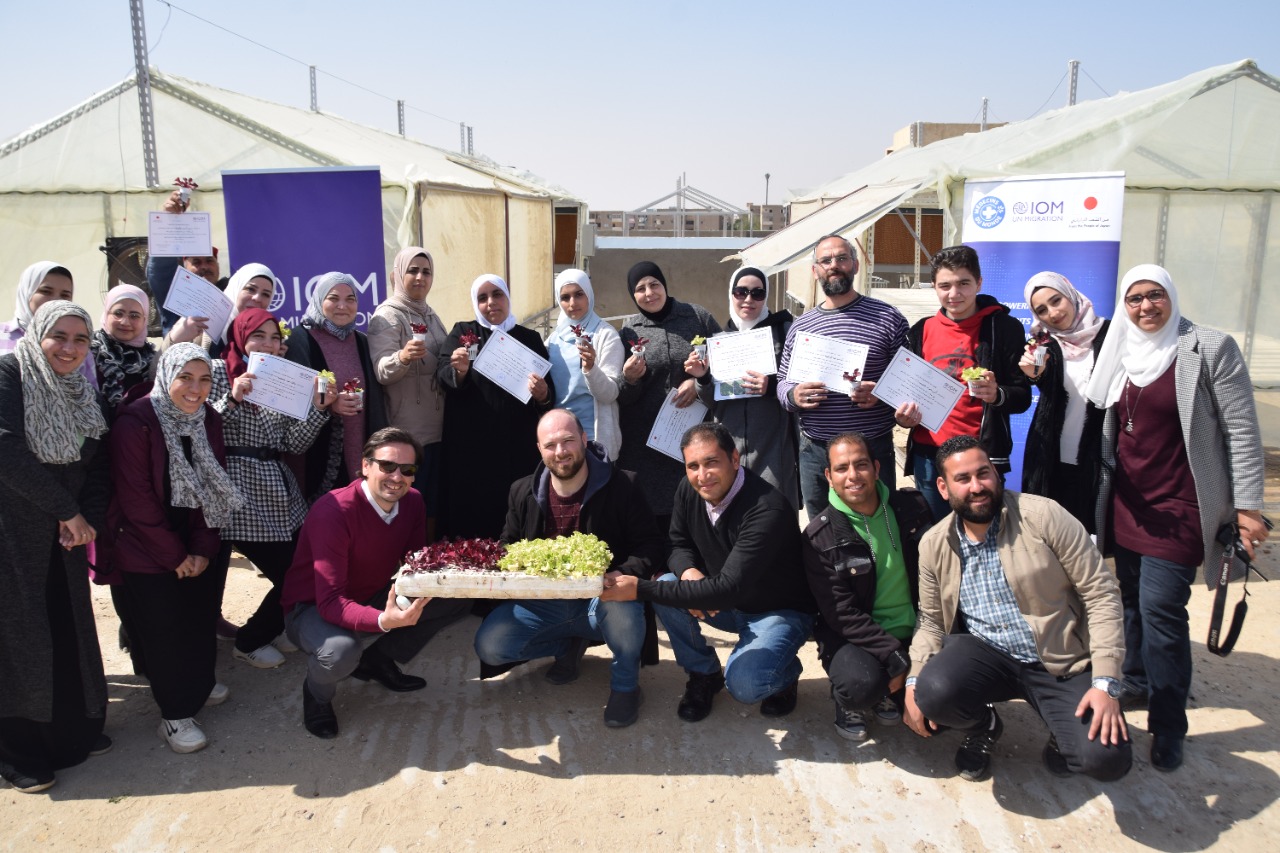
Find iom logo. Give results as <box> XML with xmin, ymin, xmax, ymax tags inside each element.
<box><xmin>972</xmin><ymin>196</ymin><xmax>1006</xmax><ymax>229</ymax></box>
<box><xmin>268</xmin><ymin>280</ymin><xmax>287</xmax><ymax>313</ymax></box>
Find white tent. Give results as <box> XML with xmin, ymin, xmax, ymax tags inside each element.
<box><xmin>736</xmin><ymin>59</ymin><xmax>1280</xmax><ymax>383</ymax></box>
<box><xmin>0</xmin><ymin>69</ymin><xmax>586</xmax><ymax>325</ymax></box>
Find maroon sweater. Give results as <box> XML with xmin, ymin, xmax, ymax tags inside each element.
<box><xmin>280</xmin><ymin>480</ymin><xmax>427</xmax><ymax>633</ymax></box>
<box><xmin>104</xmin><ymin>400</ymin><xmax>225</xmax><ymax>574</ymax></box>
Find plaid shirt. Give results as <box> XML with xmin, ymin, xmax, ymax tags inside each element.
<box><xmin>212</xmin><ymin>360</ymin><xmax>329</xmax><ymax>542</ymax></box>
<box><xmin>955</xmin><ymin>514</ymin><xmax>1040</xmax><ymax>663</ymax></box>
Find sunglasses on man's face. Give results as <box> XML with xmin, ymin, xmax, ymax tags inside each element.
<box><xmin>732</xmin><ymin>287</ymin><xmax>767</xmax><ymax>301</ymax></box>
<box><xmin>368</xmin><ymin>458</ymin><xmax>418</xmax><ymax>477</ymax></box>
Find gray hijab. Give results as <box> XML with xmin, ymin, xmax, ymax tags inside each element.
<box><xmin>304</xmin><ymin>272</ymin><xmax>360</xmax><ymax>340</ymax></box>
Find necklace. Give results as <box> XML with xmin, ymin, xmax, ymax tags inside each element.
<box><xmin>856</xmin><ymin>500</ymin><xmax>898</xmax><ymax>566</ymax></box>
<box><xmin>1123</xmin><ymin>377</ymin><xmax>1145</xmax><ymax>434</ymax></box>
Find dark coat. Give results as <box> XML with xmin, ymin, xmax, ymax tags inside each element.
<box><xmin>435</xmin><ymin>321</ymin><xmax>555</xmax><ymax>539</ymax></box>
<box><xmin>802</xmin><ymin>489</ymin><xmax>933</xmax><ymax>674</ymax></box>
<box><xmin>0</xmin><ymin>355</ymin><xmax>111</xmax><ymax>720</ymax></box>
<box><xmin>906</xmin><ymin>295</ymin><xmax>1032</xmax><ymax>473</ymax></box>
<box><xmin>501</xmin><ymin>444</ymin><xmax>665</xmax><ymax>580</ymax></box>
<box><xmin>281</xmin><ymin>324</ymin><xmax>389</xmax><ymax>503</ymax></box>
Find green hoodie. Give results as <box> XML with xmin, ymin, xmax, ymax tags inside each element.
<box><xmin>828</xmin><ymin>481</ymin><xmax>915</xmax><ymax>642</ymax></box>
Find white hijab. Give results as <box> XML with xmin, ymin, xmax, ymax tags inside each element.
<box><xmin>470</xmin><ymin>274</ymin><xmax>517</xmax><ymax>332</ymax></box>
<box><xmin>1085</xmin><ymin>264</ymin><xmax>1182</xmax><ymax>408</ymax></box>
<box><xmin>553</xmin><ymin>269</ymin><xmax>602</xmax><ymax>336</ymax></box>
<box><xmin>729</xmin><ymin>266</ymin><xmax>770</xmax><ymax>332</ymax></box>
<box><xmin>224</xmin><ymin>263</ymin><xmax>279</xmax><ymax>319</ymax></box>
<box><xmin>12</xmin><ymin>261</ymin><xmax>67</xmax><ymax>330</ymax></box>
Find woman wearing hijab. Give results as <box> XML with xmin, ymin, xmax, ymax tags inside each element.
<box><xmin>213</xmin><ymin>308</ymin><xmax>335</xmax><ymax>669</ymax></box>
<box><xmin>1017</xmin><ymin>271</ymin><xmax>1110</xmax><ymax>531</ymax></box>
<box><xmin>0</xmin><ymin>301</ymin><xmax>111</xmax><ymax>793</ymax></box>
<box><xmin>165</xmin><ymin>263</ymin><xmax>278</xmax><ymax>357</ymax></box>
<box><xmin>92</xmin><ymin>284</ymin><xmax>159</xmax><ymax>411</ymax></box>
<box><xmin>546</xmin><ymin>269</ymin><xmax>624</xmax><ymax>460</ymax></box>
<box><xmin>684</xmin><ymin>266</ymin><xmax>798</xmax><ymax>508</ymax></box>
<box><xmin>1087</xmin><ymin>264</ymin><xmax>1267</xmax><ymax>772</ymax></box>
<box><xmin>369</xmin><ymin>248</ymin><xmax>448</xmax><ymax>535</ymax></box>
<box><xmin>436</xmin><ymin>274</ymin><xmax>553</xmax><ymax>539</ymax></box>
<box><xmin>107</xmin><ymin>344</ymin><xmax>243</xmax><ymax>754</ymax></box>
<box><xmin>0</xmin><ymin>262</ymin><xmax>96</xmax><ymax>385</ymax></box>
<box><xmin>617</xmin><ymin>261</ymin><xmax>720</xmax><ymax>527</ymax></box>
<box><xmin>282</xmin><ymin>272</ymin><xmax>388</xmax><ymax>503</ymax></box>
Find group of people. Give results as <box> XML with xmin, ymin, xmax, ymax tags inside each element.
<box><xmin>1</xmin><ymin>204</ymin><xmax>1265</xmax><ymax>795</ymax></box>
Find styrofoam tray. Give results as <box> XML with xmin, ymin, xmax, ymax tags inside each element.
<box><xmin>395</xmin><ymin>569</ymin><xmax>603</xmax><ymax>599</ymax></box>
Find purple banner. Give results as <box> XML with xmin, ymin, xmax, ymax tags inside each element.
<box><xmin>222</xmin><ymin>167</ymin><xmax>385</xmax><ymax>331</ymax></box>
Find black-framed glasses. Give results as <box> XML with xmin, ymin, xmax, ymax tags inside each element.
<box><xmin>1124</xmin><ymin>288</ymin><xmax>1168</xmax><ymax>308</ymax></box>
<box><xmin>367</xmin><ymin>459</ymin><xmax>418</xmax><ymax>477</ymax></box>
<box><xmin>732</xmin><ymin>286</ymin><xmax>767</xmax><ymax>301</ymax></box>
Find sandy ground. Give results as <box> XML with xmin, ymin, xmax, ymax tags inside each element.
<box><xmin>4</xmin><ymin>539</ymin><xmax>1279</xmax><ymax>852</ymax></box>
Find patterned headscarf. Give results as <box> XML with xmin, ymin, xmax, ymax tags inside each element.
<box><xmin>12</xmin><ymin>261</ymin><xmax>72</xmax><ymax>330</ymax></box>
<box><xmin>224</xmin><ymin>307</ymin><xmax>279</xmax><ymax>382</ymax></box>
<box><xmin>1022</xmin><ymin>272</ymin><xmax>1104</xmax><ymax>361</ymax></box>
<box><xmin>728</xmin><ymin>266</ymin><xmax>770</xmax><ymax>332</ymax></box>
<box><xmin>149</xmin><ymin>343</ymin><xmax>244</xmax><ymax>526</ymax></box>
<box><xmin>91</xmin><ymin>284</ymin><xmax>157</xmax><ymax>408</ymax></box>
<box><xmin>470</xmin><ymin>274</ymin><xmax>517</xmax><ymax>332</ymax></box>
<box><xmin>303</xmin><ymin>272</ymin><xmax>360</xmax><ymax>340</ymax></box>
<box><xmin>14</xmin><ymin>300</ymin><xmax>107</xmax><ymax>464</ymax></box>
<box><xmin>553</xmin><ymin>269</ymin><xmax>603</xmax><ymax>337</ymax></box>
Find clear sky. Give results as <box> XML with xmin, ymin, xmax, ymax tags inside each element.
<box><xmin>3</xmin><ymin>1</ymin><xmax>1278</xmax><ymax>209</ymax></box>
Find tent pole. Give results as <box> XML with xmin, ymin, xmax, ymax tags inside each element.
<box><xmin>128</xmin><ymin>0</ymin><xmax>160</xmax><ymax>188</ymax></box>
<box><xmin>1242</xmin><ymin>193</ymin><xmax>1273</xmax><ymax>369</ymax></box>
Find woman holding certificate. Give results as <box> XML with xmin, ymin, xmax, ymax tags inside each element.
<box><xmin>165</xmin><ymin>264</ymin><xmax>279</xmax><ymax>357</ymax></box>
<box><xmin>212</xmin><ymin>308</ymin><xmax>335</xmax><ymax>669</ymax></box>
<box><xmin>684</xmin><ymin>266</ymin><xmax>798</xmax><ymax>509</ymax></box>
<box><xmin>617</xmin><ymin>261</ymin><xmax>720</xmax><ymax>529</ymax></box>
<box><xmin>1017</xmin><ymin>272</ymin><xmax>1110</xmax><ymax>532</ymax></box>
<box><xmin>436</xmin><ymin>274</ymin><xmax>553</xmax><ymax>539</ymax></box>
<box><xmin>545</xmin><ymin>269</ymin><xmax>623</xmax><ymax>460</ymax></box>
<box><xmin>282</xmin><ymin>272</ymin><xmax>388</xmax><ymax>503</ymax></box>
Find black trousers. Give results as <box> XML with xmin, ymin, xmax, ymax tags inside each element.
<box><xmin>915</xmin><ymin>634</ymin><xmax>1132</xmax><ymax>781</ymax></box>
<box><xmin>121</xmin><ymin>544</ymin><xmax>230</xmax><ymax>719</ymax></box>
<box><xmin>232</xmin><ymin>536</ymin><xmax>300</xmax><ymax>654</ymax></box>
<box><xmin>827</xmin><ymin>641</ymin><xmax>893</xmax><ymax>711</ymax></box>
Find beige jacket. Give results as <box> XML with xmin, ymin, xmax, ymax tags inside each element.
<box><xmin>368</xmin><ymin>301</ymin><xmax>447</xmax><ymax>446</ymax></box>
<box><xmin>910</xmin><ymin>491</ymin><xmax>1124</xmax><ymax>680</ymax></box>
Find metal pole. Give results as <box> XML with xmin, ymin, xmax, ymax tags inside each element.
<box><xmin>765</xmin><ymin>173</ymin><xmax>771</xmax><ymax>207</ymax></box>
<box><xmin>1067</xmin><ymin>59</ymin><xmax>1079</xmax><ymax>106</ymax></box>
<box><xmin>460</xmin><ymin>122</ymin><xmax>466</xmax><ymax>153</ymax></box>
<box><xmin>310</xmin><ymin>66</ymin><xmax>318</xmax><ymax>111</ymax></box>
<box><xmin>980</xmin><ymin>97</ymin><xmax>988</xmax><ymax>131</ymax></box>
<box><xmin>466</xmin><ymin>126</ymin><xmax>473</xmax><ymax>155</ymax></box>
<box><xmin>128</xmin><ymin>0</ymin><xmax>160</xmax><ymax>188</ymax></box>
<box><xmin>397</xmin><ymin>100</ymin><xmax>405</xmax><ymax>136</ymax></box>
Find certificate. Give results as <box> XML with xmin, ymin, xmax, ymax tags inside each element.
<box><xmin>147</xmin><ymin>211</ymin><xmax>213</xmax><ymax>257</ymax></box>
<box><xmin>645</xmin><ymin>389</ymin><xmax>708</xmax><ymax>462</ymax></box>
<box><xmin>783</xmin><ymin>332</ymin><xmax>870</xmax><ymax>395</ymax></box>
<box><xmin>870</xmin><ymin>347</ymin><xmax>966</xmax><ymax>433</ymax></box>
<box><xmin>707</xmin><ymin>327</ymin><xmax>777</xmax><ymax>401</ymax></box>
<box><xmin>244</xmin><ymin>353</ymin><xmax>319</xmax><ymax>420</ymax></box>
<box><xmin>161</xmin><ymin>267</ymin><xmax>234</xmax><ymax>344</ymax></box>
<box><xmin>472</xmin><ymin>331</ymin><xmax>552</xmax><ymax>404</ymax></box>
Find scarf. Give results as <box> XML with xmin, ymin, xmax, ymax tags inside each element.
<box><xmin>224</xmin><ymin>307</ymin><xmax>279</xmax><ymax>382</ymax></box>
<box><xmin>14</xmin><ymin>301</ymin><xmax>108</xmax><ymax>464</ymax></box>
<box><xmin>12</xmin><ymin>261</ymin><xmax>70</xmax><ymax>330</ymax></box>
<box><xmin>1022</xmin><ymin>271</ymin><xmax>1104</xmax><ymax>361</ymax></box>
<box><xmin>728</xmin><ymin>266</ymin><xmax>771</xmax><ymax>332</ymax></box>
<box><xmin>627</xmin><ymin>261</ymin><xmax>674</xmax><ymax>323</ymax></box>
<box><xmin>149</xmin><ymin>343</ymin><xmax>244</xmax><ymax>526</ymax></box>
<box><xmin>553</xmin><ymin>269</ymin><xmax>604</xmax><ymax>337</ymax></box>
<box><xmin>222</xmin><ymin>263</ymin><xmax>279</xmax><ymax>339</ymax></box>
<box><xmin>92</xmin><ymin>284</ymin><xmax>157</xmax><ymax>407</ymax></box>
<box><xmin>385</xmin><ymin>247</ymin><xmax>446</xmax><ymax>339</ymax></box>
<box><xmin>1086</xmin><ymin>264</ymin><xmax>1182</xmax><ymax>408</ymax></box>
<box><xmin>470</xmin><ymin>274</ymin><xmax>517</xmax><ymax>332</ymax></box>
<box><xmin>303</xmin><ymin>271</ymin><xmax>360</xmax><ymax>340</ymax></box>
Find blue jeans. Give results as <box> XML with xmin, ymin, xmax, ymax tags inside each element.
<box><xmin>799</xmin><ymin>431</ymin><xmax>896</xmax><ymax>521</ymax></box>
<box><xmin>910</xmin><ymin>448</ymin><xmax>950</xmax><ymax>522</ymax></box>
<box><xmin>651</xmin><ymin>575</ymin><xmax>813</xmax><ymax>704</ymax></box>
<box><xmin>473</xmin><ymin>598</ymin><xmax>645</xmax><ymax>692</ymax></box>
<box><xmin>1113</xmin><ymin>545</ymin><xmax>1198</xmax><ymax>737</ymax></box>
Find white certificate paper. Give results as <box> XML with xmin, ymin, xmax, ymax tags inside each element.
<box><xmin>147</xmin><ymin>211</ymin><xmax>213</xmax><ymax>257</ymax></box>
<box><xmin>707</xmin><ymin>327</ymin><xmax>777</xmax><ymax>401</ymax></box>
<box><xmin>784</xmin><ymin>332</ymin><xmax>870</xmax><ymax>395</ymax></box>
<box><xmin>162</xmin><ymin>268</ymin><xmax>234</xmax><ymax>344</ymax></box>
<box><xmin>646</xmin><ymin>389</ymin><xmax>709</xmax><ymax>462</ymax></box>
<box><xmin>472</xmin><ymin>331</ymin><xmax>552</xmax><ymax>404</ymax></box>
<box><xmin>870</xmin><ymin>347</ymin><xmax>966</xmax><ymax>433</ymax></box>
<box><xmin>243</xmin><ymin>353</ymin><xmax>319</xmax><ymax>421</ymax></box>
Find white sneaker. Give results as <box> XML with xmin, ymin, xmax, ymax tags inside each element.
<box><xmin>873</xmin><ymin>695</ymin><xmax>902</xmax><ymax>726</ymax></box>
<box><xmin>158</xmin><ymin>718</ymin><xmax>208</xmax><ymax>753</ymax></box>
<box><xmin>205</xmin><ymin>682</ymin><xmax>230</xmax><ymax>706</ymax></box>
<box><xmin>272</xmin><ymin>632</ymin><xmax>298</xmax><ymax>654</ymax></box>
<box><xmin>234</xmin><ymin>644</ymin><xmax>286</xmax><ymax>669</ymax></box>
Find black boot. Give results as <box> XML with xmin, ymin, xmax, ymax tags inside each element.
<box><xmin>302</xmin><ymin>682</ymin><xmax>338</xmax><ymax>739</ymax></box>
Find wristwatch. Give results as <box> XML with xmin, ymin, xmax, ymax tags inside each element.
<box><xmin>1092</xmin><ymin>676</ymin><xmax>1122</xmax><ymax>698</ymax></box>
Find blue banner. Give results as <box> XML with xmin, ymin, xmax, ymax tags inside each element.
<box><xmin>222</xmin><ymin>167</ymin><xmax>385</xmax><ymax>330</ymax></box>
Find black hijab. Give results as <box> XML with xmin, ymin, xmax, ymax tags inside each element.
<box><xmin>627</xmin><ymin>261</ymin><xmax>674</xmax><ymax>323</ymax></box>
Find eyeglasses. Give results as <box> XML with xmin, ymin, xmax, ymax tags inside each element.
<box><xmin>367</xmin><ymin>458</ymin><xmax>418</xmax><ymax>477</ymax></box>
<box><xmin>815</xmin><ymin>254</ymin><xmax>853</xmax><ymax>267</ymax></box>
<box><xmin>732</xmin><ymin>286</ymin><xmax>767</xmax><ymax>301</ymax></box>
<box><xmin>1124</xmin><ymin>289</ymin><xmax>1169</xmax><ymax>308</ymax></box>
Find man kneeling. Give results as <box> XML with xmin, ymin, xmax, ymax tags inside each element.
<box><xmin>474</xmin><ymin>410</ymin><xmax>664</xmax><ymax>727</ymax></box>
<box><xmin>904</xmin><ymin>436</ymin><xmax>1131</xmax><ymax>781</ymax></box>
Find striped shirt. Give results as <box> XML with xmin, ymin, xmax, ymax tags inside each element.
<box><xmin>955</xmin><ymin>515</ymin><xmax>1040</xmax><ymax>664</ymax></box>
<box><xmin>776</xmin><ymin>295</ymin><xmax>909</xmax><ymax>441</ymax></box>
